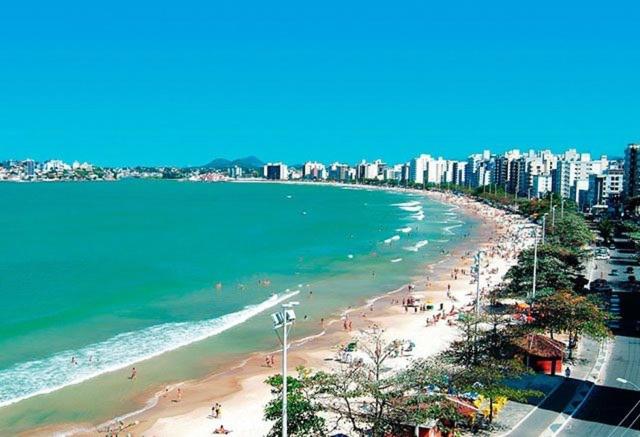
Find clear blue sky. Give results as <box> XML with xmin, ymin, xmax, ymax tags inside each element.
<box><xmin>1</xmin><ymin>1</ymin><xmax>638</xmax><ymax>166</ymax></box>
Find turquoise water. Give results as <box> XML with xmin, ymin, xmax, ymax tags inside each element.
<box><xmin>0</xmin><ymin>180</ymin><xmax>474</xmax><ymax>433</ymax></box>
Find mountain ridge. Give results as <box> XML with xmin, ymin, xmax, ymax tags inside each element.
<box><xmin>202</xmin><ymin>156</ymin><xmax>264</xmax><ymax>169</ymax></box>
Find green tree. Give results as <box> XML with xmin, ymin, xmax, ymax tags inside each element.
<box><xmin>531</xmin><ymin>290</ymin><xmax>610</xmax><ymax>358</ymax></box>
<box><xmin>504</xmin><ymin>247</ymin><xmax>574</xmax><ymax>298</ymax></box>
<box><xmin>598</xmin><ymin>218</ymin><xmax>614</xmax><ymax>244</ymax></box>
<box><xmin>547</xmin><ymin>213</ymin><xmax>594</xmax><ymax>248</ymax></box>
<box><xmin>264</xmin><ymin>368</ymin><xmax>326</xmax><ymax>437</ymax></box>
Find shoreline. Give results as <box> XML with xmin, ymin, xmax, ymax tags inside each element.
<box><xmin>25</xmin><ymin>186</ymin><xmax>533</xmax><ymax>436</ymax></box>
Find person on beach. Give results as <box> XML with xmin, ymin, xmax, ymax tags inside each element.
<box><xmin>214</xmin><ymin>424</ymin><xmax>231</xmax><ymax>434</ymax></box>
<box><xmin>129</xmin><ymin>367</ymin><xmax>137</xmax><ymax>380</ymax></box>
<box><xmin>265</xmin><ymin>356</ymin><xmax>272</xmax><ymax>367</ymax></box>
<box><xmin>175</xmin><ymin>388</ymin><xmax>182</xmax><ymax>402</ymax></box>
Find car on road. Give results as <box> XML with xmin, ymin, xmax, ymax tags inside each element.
<box><xmin>595</xmin><ymin>247</ymin><xmax>610</xmax><ymax>260</ymax></box>
<box><xmin>590</xmin><ymin>278</ymin><xmax>613</xmax><ymax>294</ymax></box>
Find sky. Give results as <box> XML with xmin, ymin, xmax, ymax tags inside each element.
<box><xmin>0</xmin><ymin>1</ymin><xmax>638</xmax><ymax>166</ymax></box>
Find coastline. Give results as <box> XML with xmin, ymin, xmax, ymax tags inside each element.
<box><xmin>24</xmin><ymin>185</ymin><xmax>533</xmax><ymax>436</ymax></box>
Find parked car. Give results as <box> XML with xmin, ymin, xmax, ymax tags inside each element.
<box><xmin>590</xmin><ymin>278</ymin><xmax>613</xmax><ymax>294</ymax></box>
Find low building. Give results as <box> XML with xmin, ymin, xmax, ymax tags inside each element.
<box><xmin>514</xmin><ymin>334</ymin><xmax>565</xmax><ymax>375</ymax></box>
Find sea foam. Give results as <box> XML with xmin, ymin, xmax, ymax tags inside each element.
<box><xmin>0</xmin><ymin>291</ymin><xmax>299</xmax><ymax>408</ymax></box>
<box><xmin>404</xmin><ymin>240</ymin><xmax>429</xmax><ymax>252</ymax></box>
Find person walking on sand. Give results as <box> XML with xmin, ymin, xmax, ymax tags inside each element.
<box><xmin>129</xmin><ymin>367</ymin><xmax>137</xmax><ymax>380</ymax></box>
<box><xmin>175</xmin><ymin>388</ymin><xmax>182</xmax><ymax>402</ymax></box>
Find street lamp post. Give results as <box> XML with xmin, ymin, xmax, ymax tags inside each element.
<box><xmin>474</xmin><ymin>251</ymin><xmax>484</xmax><ymax>315</ymax></box>
<box><xmin>532</xmin><ymin>227</ymin><xmax>539</xmax><ymax>300</ymax></box>
<box><xmin>542</xmin><ymin>214</ymin><xmax>547</xmax><ymax>244</ymax></box>
<box><xmin>552</xmin><ymin>205</ymin><xmax>556</xmax><ymax>231</ymax></box>
<box><xmin>617</xmin><ymin>377</ymin><xmax>640</xmax><ymax>390</ymax></box>
<box><xmin>609</xmin><ymin>378</ymin><xmax>640</xmax><ymax>437</ymax></box>
<box><xmin>561</xmin><ymin>198</ymin><xmax>565</xmax><ymax>219</ymax></box>
<box><xmin>271</xmin><ymin>301</ymin><xmax>299</xmax><ymax>437</ymax></box>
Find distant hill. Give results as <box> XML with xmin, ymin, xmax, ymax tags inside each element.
<box><xmin>202</xmin><ymin>156</ymin><xmax>265</xmax><ymax>169</ymax></box>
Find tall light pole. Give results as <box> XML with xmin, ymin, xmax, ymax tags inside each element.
<box><xmin>542</xmin><ymin>214</ymin><xmax>547</xmax><ymax>244</ymax></box>
<box><xmin>532</xmin><ymin>227</ymin><xmax>539</xmax><ymax>300</ymax></box>
<box><xmin>474</xmin><ymin>251</ymin><xmax>485</xmax><ymax>315</ymax></box>
<box><xmin>271</xmin><ymin>301</ymin><xmax>299</xmax><ymax>437</ymax></box>
<box><xmin>561</xmin><ymin>198</ymin><xmax>565</xmax><ymax>219</ymax></box>
<box><xmin>552</xmin><ymin>205</ymin><xmax>556</xmax><ymax>231</ymax></box>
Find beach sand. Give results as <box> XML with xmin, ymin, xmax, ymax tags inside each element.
<box><xmin>32</xmin><ymin>189</ymin><xmax>534</xmax><ymax>437</ymax></box>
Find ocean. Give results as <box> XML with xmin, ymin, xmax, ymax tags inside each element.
<box><xmin>0</xmin><ymin>180</ymin><xmax>476</xmax><ymax>433</ymax></box>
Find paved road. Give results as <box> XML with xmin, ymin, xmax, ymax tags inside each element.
<box><xmin>562</xmin><ymin>239</ymin><xmax>640</xmax><ymax>436</ymax></box>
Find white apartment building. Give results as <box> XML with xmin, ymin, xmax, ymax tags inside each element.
<box><xmin>409</xmin><ymin>154</ymin><xmax>432</xmax><ymax>185</ymax></box>
<box><xmin>553</xmin><ymin>151</ymin><xmax>607</xmax><ymax>199</ymax></box>
<box><xmin>302</xmin><ymin>161</ymin><xmax>327</xmax><ymax>180</ymax></box>
<box><xmin>263</xmin><ymin>162</ymin><xmax>288</xmax><ymax>180</ymax></box>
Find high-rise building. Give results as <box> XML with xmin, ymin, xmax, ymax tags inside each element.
<box><xmin>409</xmin><ymin>154</ymin><xmax>432</xmax><ymax>185</ymax></box>
<box><xmin>328</xmin><ymin>163</ymin><xmax>351</xmax><ymax>181</ymax></box>
<box><xmin>24</xmin><ymin>159</ymin><xmax>36</xmax><ymax>177</ymax></box>
<box><xmin>624</xmin><ymin>144</ymin><xmax>640</xmax><ymax>199</ymax></box>
<box><xmin>228</xmin><ymin>165</ymin><xmax>243</xmax><ymax>178</ymax></box>
<box><xmin>302</xmin><ymin>161</ymin><xmax>326</xmax><ymax>180</ymax></box>
<box><xmin>263</xmin><ymin>163</ymin><xmax>288</xmax><ymax>180</ymax></box>
<box><xmin>356</xmin><ymin>160</ymin><xmax>380</xmax><ymax>180</ymax></box>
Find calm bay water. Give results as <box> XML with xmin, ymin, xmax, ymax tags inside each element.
<box><xmin>0</xmin><ymin>180</ymin><xmax>475</xmax><ymax>433</ymax></box>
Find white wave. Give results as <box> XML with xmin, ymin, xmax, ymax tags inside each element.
<box><xmin>383</xmin><ymin>235</ymin><xmax>401</xmax><ymax>244</ymax></box>
<box><xmin>399</xmin><ymin>205</ymin><xmax>423</xmax><ymax>213</ymax></box>
<box><xmin>392</xmin><ymin>201</ymin><xmax>421</xmax><ymax>207</ymax></box>
<box><xmin>0</xmin><ymin>291</ymin><xmax>299</xmax><ymax>408</ymax></box>
<box><xmin>396</xmin><ymin>226</ymin><xmax>412</xmax><ymax>233</ymax></box>
<box><xmin>411</xmin><ymin>212</ymin><xmax>425</xmax><ymax>221</ymax></box>
<box><xmin>443</xmin><ymin>224</ymin><xmax>463</xmax><ymax>235</ymax></box>
<box><xmin>390</xmin><ymin>258</ymin><xmax>403</xmax><ymax>263</ymax></box>
<box><xmin>404</xmin><ymin>240</ymin><xmax>429</xmax><ymax>252</ymax></box>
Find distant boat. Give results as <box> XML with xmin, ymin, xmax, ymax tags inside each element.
<box><xmin>390</xmin><ymin>258</ymin><xmax>403</xmax><ymax>263</ymax></box>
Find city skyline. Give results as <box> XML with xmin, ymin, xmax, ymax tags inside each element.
<box><xmin>1</xmin><ymin>1</ymin><xmax>639</xmax><ymax>166</ymax></box>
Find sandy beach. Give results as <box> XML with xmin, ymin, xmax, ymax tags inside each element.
<box><xmin>33</xmin><ymin>188</ymin><xmax>534</xmax><ymax>437</ymax></box>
